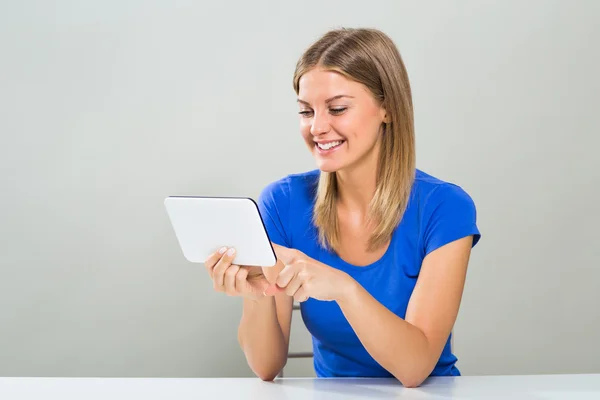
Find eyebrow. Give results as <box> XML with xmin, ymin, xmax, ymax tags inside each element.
<box><xmin>297</xmin><ymin>94</ymin><xmax>355</xmax><ymax>106</ymax></box>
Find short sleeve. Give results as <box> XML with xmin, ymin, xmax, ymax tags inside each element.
<box><xmin>421</xmin><ymin>184</ymin><xmax>481</xmax><ymax>257</ymax></box>
<box><xmin>257</xmin><ymin>178</ymin><xmax>292</xmax><ymax>248</ymax></box>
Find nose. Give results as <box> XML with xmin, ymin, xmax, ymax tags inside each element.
<box><xmin>310</xmin><ymin>112</ymin><xmax>330</xmax><ymax>136</ymax></box>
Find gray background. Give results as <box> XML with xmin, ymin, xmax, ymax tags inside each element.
<box><xmin>1</xmin><ymin>0</ymin><xmax>598</xmax><ymax>378</ymax></box>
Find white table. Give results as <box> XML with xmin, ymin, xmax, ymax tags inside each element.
<box><xmin>0</xmin><ymin>374</ymin><xmax>599</xmax><ymax>399</ymax></box>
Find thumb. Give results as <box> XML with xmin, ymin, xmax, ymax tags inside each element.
<box><xmin>263</xmin><ymin>283</ymin><xmax>284</xmax><ymax>297</ymax></box>
<box><xmin>271</xmin><ymin>243</ymin><xmax>297</xmax><ymax>265</ymax></box>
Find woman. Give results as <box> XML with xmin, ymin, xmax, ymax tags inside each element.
<box><xmin>204</xmin><ymin>27</ymin><xmax>481</xmax><ymax>388</ymax></box>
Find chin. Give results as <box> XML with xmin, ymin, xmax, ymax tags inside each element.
<box><xmin>311</xmin><ymin>146</ymin><xmax>352</xmax><ymax>173</ymax></box>
<box><xmin>318</xmin><ymin>166</ymin><xmax>339</xmax><ymax>173</ymax></box>
<box><xmin>315</xmin><ymin>160</ymin><xmax>343</xmax><ymax>173</ymax></box>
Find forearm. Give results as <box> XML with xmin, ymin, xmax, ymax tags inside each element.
<box><xmin>336</xmin><ymin>281</ymin><xmax>435</xmax><ymax>387</ymax></box>
<box><xmin>237</xmin><ymin>296</ymin><xmax>287</xmax><ymax>380</ymax></box>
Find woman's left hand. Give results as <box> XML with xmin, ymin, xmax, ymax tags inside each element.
<box><xmin>265</xmin><ymin>243</ymin><xmax>355</xmax><ymax>303</ymax></box>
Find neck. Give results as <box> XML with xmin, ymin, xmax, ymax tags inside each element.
<box><xmin>335</xmin><ymin>145</ymin><xmax>380</xmax><ymax>215</ymax></box>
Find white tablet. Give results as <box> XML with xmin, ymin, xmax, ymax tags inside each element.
<box><xmin>164</xmin><ymin>196</ymin><xmax>277</xmax><ymax>267</ymax></box>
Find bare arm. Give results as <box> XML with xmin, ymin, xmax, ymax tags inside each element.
<box><xmin>336</xmin><ymin>236</ymin><xmax>473</xmax><ymax>387</ymax></box>
<box><xmin>237</xmin><ymin>259</ymin><xmax>293</xmax><ymax>381</ymax></box>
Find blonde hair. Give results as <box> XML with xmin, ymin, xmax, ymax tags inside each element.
<box><xmin>292</xmin><ymin>27</ymin><xmax>416</xmax><ymax>253</ymax></box>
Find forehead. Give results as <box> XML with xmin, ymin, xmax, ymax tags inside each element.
<box><xmin>298</xmin><ymin>68</ymin><xmax>368</xmax><ymax>102</ymax></box>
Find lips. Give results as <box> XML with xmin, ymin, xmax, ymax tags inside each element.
<box><xmin>315</xmin><ymin>140</ymin><xmax>345</xmax><ymax>154</ymax></box>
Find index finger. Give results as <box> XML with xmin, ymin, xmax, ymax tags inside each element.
<box><xmin>271</xmin><ymin>243</ymin><xmax>298</xmax><ymax>265</ymax></box>
<box><xmin>275</xmin><ymin>263</ymin><xmax>298</xmax><ymax>288</ymax></box>
<box><xmin>204</xmin><ymin>246</ymin><xmax>228</xmax><ymax>278</ymax></box>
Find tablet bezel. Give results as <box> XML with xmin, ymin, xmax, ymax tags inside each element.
<box><xmin>164</xmin><ymin>195</ymin><xmax>278</xmax><ymax>267</ymax></box>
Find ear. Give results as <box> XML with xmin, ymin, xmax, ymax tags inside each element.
<box><xmin>379</xmin><ymin>106</ymin><xmax>390</xmax><ymax>124</ymax></box>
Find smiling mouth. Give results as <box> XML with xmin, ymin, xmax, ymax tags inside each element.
<box><xmin>316</xmin><ymin>140</ymin><xmax>345</xmax><ymax>151</ymax></box>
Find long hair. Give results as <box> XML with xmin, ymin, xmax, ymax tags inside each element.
<box><xmin>292</xmin><ymin>27</ymin><xmax>416</xmax><ymax>252</ymax></box>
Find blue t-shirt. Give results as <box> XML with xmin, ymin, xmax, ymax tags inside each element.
<box><xmin>257</xmin><ymin>168</ymin><xmax>481</xmax><ymax>378</ymax></box>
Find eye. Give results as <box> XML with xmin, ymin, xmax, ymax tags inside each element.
<box><xmin>298</xmin><ymin>108</ymin><xmax>347</xmax><ymax>117</ymax></box>
<box><xmin>298</xmin><ymin>110</ymin><xmax>313</xmax><ymax>118</ymax></box>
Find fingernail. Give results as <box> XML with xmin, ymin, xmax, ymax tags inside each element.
<box><xmin>218</xmin><ymin>247</ymin><xmax>227</xmax><ymax>254</ymax></box>
<box><xmin>263</xmin><ymin>284</ymin><xmax>280</xmax><ymax>296</ymax></box>
<box><xmin>227</xmin><ymin>248</ymin><xmax>236</xmax><ymax>256</ymax></box>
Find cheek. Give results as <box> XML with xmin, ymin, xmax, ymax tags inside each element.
<box><xmin>300</xmin><ymin>120</ymin><xmax>312</xmax><ymax>140</ymax></box>
<box><xmin>330</xmin><ymin>114</ymin><xmax>362</xmax><ymax>142</ymax></box>
<box><xmin>346</xmin><ymin>113</ymin><xmax>381</xmax><ymax>142</ymax></box>
<box><xmin>333</xmin><ymin>118</ymin><xmax>354</xmax><ymax>136</ymax></box>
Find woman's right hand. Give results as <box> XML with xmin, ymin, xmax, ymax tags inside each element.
<box><xmin>204</xmin><ymin>247</ymin><xmax>274</xmax><ymax>301</ymax></box>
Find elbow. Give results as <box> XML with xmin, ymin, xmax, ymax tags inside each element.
<box><xmin>391</xmin><ymin>365</ymin><xmax>431</xmax><ymax>388</ymax></box>
<box><xmin>253</xmin><ymin>363</ymin><xmax>285</xmax><ymax>382</ymax></box>
<box><xmin>239</xmin><ymin>338</ymin><xmax>287</xmax><ymax>381</ymax></box>
<box><xmin>249</xmin><ymin>357</ymin><xmax>287</xmax><ymax>382</ymax></box>
<box><xmin>256</xmin><ymin>371</ymin><xmax>279</xmax><ymax>382</ymax></box>
<box><xmin>399</xmin><ymin>376</ymin><xmax>426</xmax><ymax>388</ymax></box>
<box><xmin>389</xmin><ymin>342</ymin><xmax>437</xmax><ymax>387</ymax></box>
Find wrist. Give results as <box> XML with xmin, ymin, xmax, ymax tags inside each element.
<box><xmin>256</xmin><ymin>293</ymin><xmax>275</xmax><ymax>304</ymax></box>
<box><xmin>245</xmin><ymin>293</ymin><xmax>274</xmax><ymax>306</ymax></box>
<box><xmin>335</xmin><ymin>273</ymin><xmax>360</xmax><ymax>305</ymax></box>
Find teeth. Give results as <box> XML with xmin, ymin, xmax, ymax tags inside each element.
<box><xmin>317</xmin><ymin>141</ymin><xmax>343</xmax><ymax>150</ymax></box>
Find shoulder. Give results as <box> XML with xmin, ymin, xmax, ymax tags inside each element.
<box><xmin>413</xmin><ymin>169</ymin><xmax>476</xmax><ymax>212</ymax></box>
<box><xmin>258</xmin><ymin>169</ymin><xmax>320</xmax><ymax>203</ymax></box>
<box><xmin>411</xmin><ymin>169</ymin><xmax>481</xmax><ymax>254</ymax></box>
<box><xmin>257</xmin><ymin>169</ymin><xmax>319</xmax><ymax>248</ymax></box>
